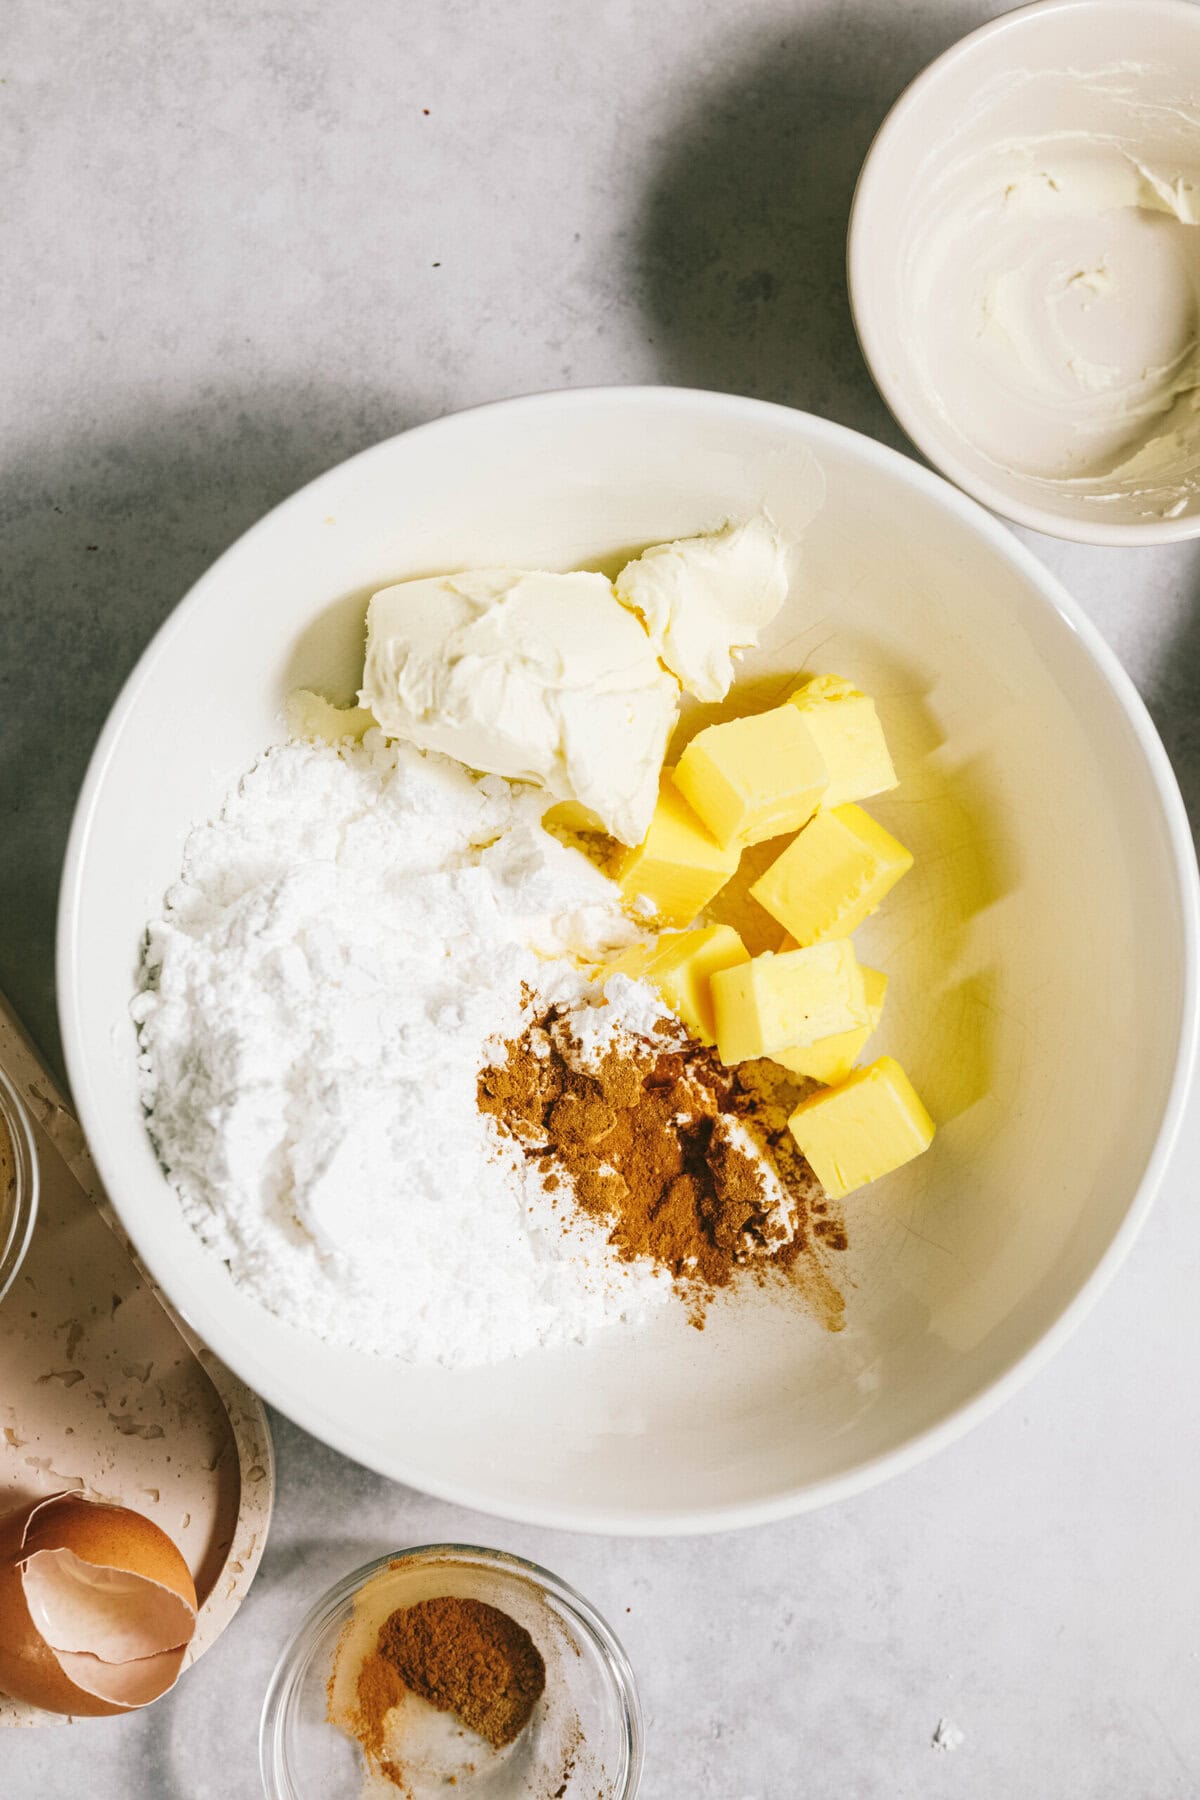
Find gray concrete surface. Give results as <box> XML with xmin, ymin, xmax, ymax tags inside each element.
<box><xmin>3</xmin><ymin>2</ymin><xmax>1200</xmax><ymax>1795</ymax></box>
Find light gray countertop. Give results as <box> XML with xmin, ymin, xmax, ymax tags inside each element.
<box><xmin>4</xmin><ymin>2</ymin><xmax>1200</xmax><ymax>1795</ymax></box>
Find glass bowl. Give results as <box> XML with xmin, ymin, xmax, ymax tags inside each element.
<box><xmin>260</xmin><ymin>1544</ymin><xmax>643</xmax><ymax>1799</ymax></box>
<box><xmin>0</xmin><ymin>1066</ymin><xmax>39</xmax><ymax>1306</ymax></box>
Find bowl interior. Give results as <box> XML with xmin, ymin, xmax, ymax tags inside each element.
<box><xmin>60</xmin><ymin>388</ymin><xmax>1194</xmax><ymax>1529</ymax></box>
<box><xmin>850</xmin><ymin>0</ymin><xmax>1200</xmax><ymax>543</ymax></box>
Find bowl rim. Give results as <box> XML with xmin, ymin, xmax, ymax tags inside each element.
<box><xmin>847</xmin><ymin>0</ymin><xmax>1200</xmax><ymax>547</ymax></box>
<box><xmin>258</xmin><ymin>1542</ymin><xmax>644</xmax><ymax>1800</ymax></box>
<box><xmin>57</xmin><ymin>383</ymin><xmax>1200</xmax><ymax>1534</ymax></box>
<box><xmin>0</xmin><ymin>1065</ymin><xmax>39</xmax><ymax>1306</ymax></box>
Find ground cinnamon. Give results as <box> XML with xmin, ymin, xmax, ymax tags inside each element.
<box><xmin>377</xmin><ymin>1597</ymin><xmax>545</xmax><ymax>1749</ymax></box>
<box><xmin>350</xmin><ymin>1638</ymin><xmax>406</xmax><ymax>1778</ymax></box>
<box><xmin>347</xmin><ymin>1594</ymin><xmax>545</xmax><ymax>1785</ymax></box>
<box><xmin>478</xmin><ymin>1006</ymin><xmax>847</xmax><ymax>1324</ymax></box>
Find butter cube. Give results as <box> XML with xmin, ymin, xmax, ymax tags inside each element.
<box><xmin>605</xmin><ymin>942</ymin><xmax>652</xmax><ymax>980</ymax></box>
<box><xmin>774</xmin><ymin>967</ymin><xmax>888</xmax><ymax>1085</ymax></box>
<box><xmin>750</xmin><ymin>804</ymin><xmax>913</xmax><ymax>945</ymax></box>
<box><xmin>710</xmin><ymin>941</ymin><xmax>867</xmax><ymax>1065</ymax></box>
<box><xmin>787</xmin><ymin>674</ymin><xmax>897</xmax><ymax>809</ymax></box>
<box><xmin>615</xmin><ymin>774</ymin><xmax>740</xmax><ymax>925</ymax></box>
<box><xmin>673</xmin><ymin>706</ymin><xmax>829</xmax><ymax>851</ymax></box>
<box><xmin>788</xmin><ymin>1056</ymin><xmax>935</xmax><ymax>1198</ymax></box>
<box><xmin>618</xmin><ymin>924</ymin><xmax>750</xmax><ymax>1045</ymax></box>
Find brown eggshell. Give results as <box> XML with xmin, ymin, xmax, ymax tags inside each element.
<box><xmin>21</xmin><ymin>1495</ymin><xmax>197</xmax><ymax>1605</ymax></box>
<box><xmin>0</xmin><ymin>1493</ymin><xmax>197</xmax><ymax>1717</ymax></box>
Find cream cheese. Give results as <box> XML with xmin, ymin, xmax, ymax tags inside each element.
<box><xmin>360</xmin><ymin>520</ymin><xmax>791</xmax><ymax>846</ymax></box>
<box><xmin>361</xmin><ymin>568</ymin><xmax>677</xmax><ymax>846</ymax></box>
<box><xmin>903</xmin><ymin>68</ymin><xmax>1200</xmax><ymax>518</ymax></box>
<box><xmin>614</xmin><ymin>514</ymin><xmax>788</xmax><ymax>704</ymax></box>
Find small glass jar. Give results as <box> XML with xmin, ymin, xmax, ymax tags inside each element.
<box><xmin>0</xmin><ymin>1067</ymin><xmax>39</xmax><ymax>1306</ymax></box>
<box><xmin>260</xmin><ymin>1543</ymin><xmax>643</xmax><ymax>1800</ymax></box>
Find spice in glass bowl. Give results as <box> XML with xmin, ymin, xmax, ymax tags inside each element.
<box><xmin>298</xmin><ymin>1548</ymin><xmax>641</xmax><ymax>1798</ymax></box>
<box><xmin>347</xmin><ymin>1596</ymin><xmax>547</xmax><ymax>1781</ymax></box>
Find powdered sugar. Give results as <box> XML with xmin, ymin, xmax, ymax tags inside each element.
<box><xmin>133</xmin><ymin>731</ymin><xmax>672</xmax><ymax>1367</ymax></box>
<box><xmin>707</xmin><ymin>1115</ymin><xmax>800</xmax><ymax>1249</ymax></box>
<box><xmin>564</xmin><ymin>973</ymin><xmax>674</xmax><ymax>1070</ymax></box>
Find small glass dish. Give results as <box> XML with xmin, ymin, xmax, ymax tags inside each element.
<box><xmin>0</xmin><ymin>1066</ymin><xmax>39</xmax><ymax>1306</ymax></box>
<box><xmin>260</xmin><ymin>1543</ymin><xmax>643</xmax><ymax>1799</ymax></box>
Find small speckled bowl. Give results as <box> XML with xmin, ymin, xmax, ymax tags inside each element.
<box><xmin>850</xmin><ymin>0</ymin><xmax>1200</xmax><ymax>543</ymax></box>
<box><xmin>259</xmin><ymin>1545</ymin><xmax>643</xmax><ymax>1800</ymax></box>
<box><xmin>0</xmin><ymin>1067</ymin><xmax>38</xmax><ymax>1306</ymax></box>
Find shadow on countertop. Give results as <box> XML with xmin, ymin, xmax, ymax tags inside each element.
<box><xmin>629</xmin><ymin>7</ymin><xmax>966</xmax><ymax>436</ymax></box>
<box><xmin>0</xmin><ymin>384</ymin><xmax>431</xmax><ymax>1083</ymax></box>
<box><xmin>1145</xmin><ymin>576</ymin><xmax>1200</xmax><ymax>849</ymax></box>
<box><xmin>630</xmin><ymin>5</ymin><xmax>1200</xmax><ymax>849</ymax></box>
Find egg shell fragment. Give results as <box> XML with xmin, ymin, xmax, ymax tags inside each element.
<box><xmin>0</xmin><ymin>1492</ymin><xmax>197</xmax><ymax>1717</ymax></box>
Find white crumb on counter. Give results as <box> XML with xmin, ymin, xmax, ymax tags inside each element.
<box><xmin>132</xmin><ymin>731</ymin><xmax>669</xmax><ymax>1368</ymax></box>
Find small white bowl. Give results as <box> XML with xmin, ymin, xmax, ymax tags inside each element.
<box><xmin>850</xmin><ymin>0</ymin><xmax>1200</xmax><ymax>544</ymax></box>
<box><xmin>58</xmin><ymin>387</ymin><xmax>1198</xmax><ymax>1531</ymax></box>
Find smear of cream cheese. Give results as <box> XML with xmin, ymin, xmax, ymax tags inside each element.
<box><xmin>614</xmin><ymin>514</ymin><xmax>788</xmax><ymax>704</ymax></box>
<box><xmin>359</xmin><ymin>519</ymin><xmax>791</xmax><ymax>845</ymax></box>
<box><xmin>902</xmin><ymin>68</ymin><xmax>1200</xmax><ymax>519</ymax></box>
<box><xmin>361</xmin><ymin>568</ymin><xmax>679</xmax><ymax>847</ymax></box>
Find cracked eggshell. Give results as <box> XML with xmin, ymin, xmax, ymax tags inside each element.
<box><xmin>0</xmin><ymin>1492</ymin><xmax>197</xmax><ymax>1716</ymax></box>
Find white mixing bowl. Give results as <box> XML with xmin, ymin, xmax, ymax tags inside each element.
<box><xmin>59</xmin><ymin>388</ymin><xmax>1198</xmax><ymax>1532</ymax></box>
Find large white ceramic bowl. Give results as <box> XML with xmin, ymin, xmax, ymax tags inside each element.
<box><xmin>850</xmin><ymin>0</ymin><xmax>1200</xmax><ymax>545</ymax></box>
<box><xmin>59</xmin><ymin>388</ymin><xmax>1198</xmax><ymax>1533</ymax></box>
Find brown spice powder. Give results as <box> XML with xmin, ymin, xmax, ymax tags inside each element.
<box><xmin>377</xmin><ymin>1596</ymin><xmax>545</xmax><ymax>1749</ymax></box>
<box><xmin>351</xmin><ymin>1644</ymin><xmax>406</xmax><ymax>1783</ymax></box>
<box><xmin>478</xmin><ymin>1007</ymin><xmax>846</xmax><ymax>1324</ymax></box>
<box><xmin>343</xmin><ymin>1596</ymin><xmax>547</xmax><ymax>1791</ymax></box>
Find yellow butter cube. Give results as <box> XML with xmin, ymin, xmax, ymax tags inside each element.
<box><xmin>710</xmin><ymin>941</ymin><xmax>867</xmax><ymax>1066</ymax></box>
<box><xmin>605</xmin><ymin>942</ymin><xmax>652</xmax><ymax>979</ymax></box>
<box><xmin>788</xmin><ymin>1056</ymin><xmax>935</xmax><ymax>1198</ymax></box>
<box><xmin>673</xmin><ymin>706</ymin><xmax>829</xmax><ymax>851</ymax></box>
<box><xmin>750</xmin><ymin>803</ymin><xmax>913</xmax><ymax>945</ymax></box>
<box><xmin>774</xmin><ymin>967</ymin><xmax>888</xmax><ymax>1085</ymax></box>
<box><xmin>630</xmin><ymin>924</ymin><xmax>749</xmax><ymax>1044</ymax></box>
<box><xmin>615</xmin><ymin>774</ymin><xmax>740</xmax><ymax>925</ymax></box>
<box><xmin>787</xmin><ymin>674</ymin><xmax>897</xmax><ymax>809</ymax></box>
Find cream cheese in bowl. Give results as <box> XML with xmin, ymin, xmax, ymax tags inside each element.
<box><xmin>850</xmin><ymin>0</ymin><xmax>1200</xmax><ymax>542</ymax></box>
<box><xmin>907</xmin><ymin>71</ymin><xmax>1200</xmax><ymax>516</ymax></box>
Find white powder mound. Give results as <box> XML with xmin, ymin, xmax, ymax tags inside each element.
<box><xmin>565</xmin><ymin>972</ymin><xmax>673</xmax><ymax>1069</ymax></box>
<box><xmin>132</xmin><ymin>731</ymin><xmax>672</xmax><ymax>1368</ymax></box>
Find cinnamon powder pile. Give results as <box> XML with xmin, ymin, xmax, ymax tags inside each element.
<box><xmin>345</xmin><ymin>1596</ymin><xmax>546</xmax><ymax>1789</ymax></box>
<box><xmin>478</xmin><ymin>1006</ymin><xmax>847</xmax><ymax>1323</ymax></box>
